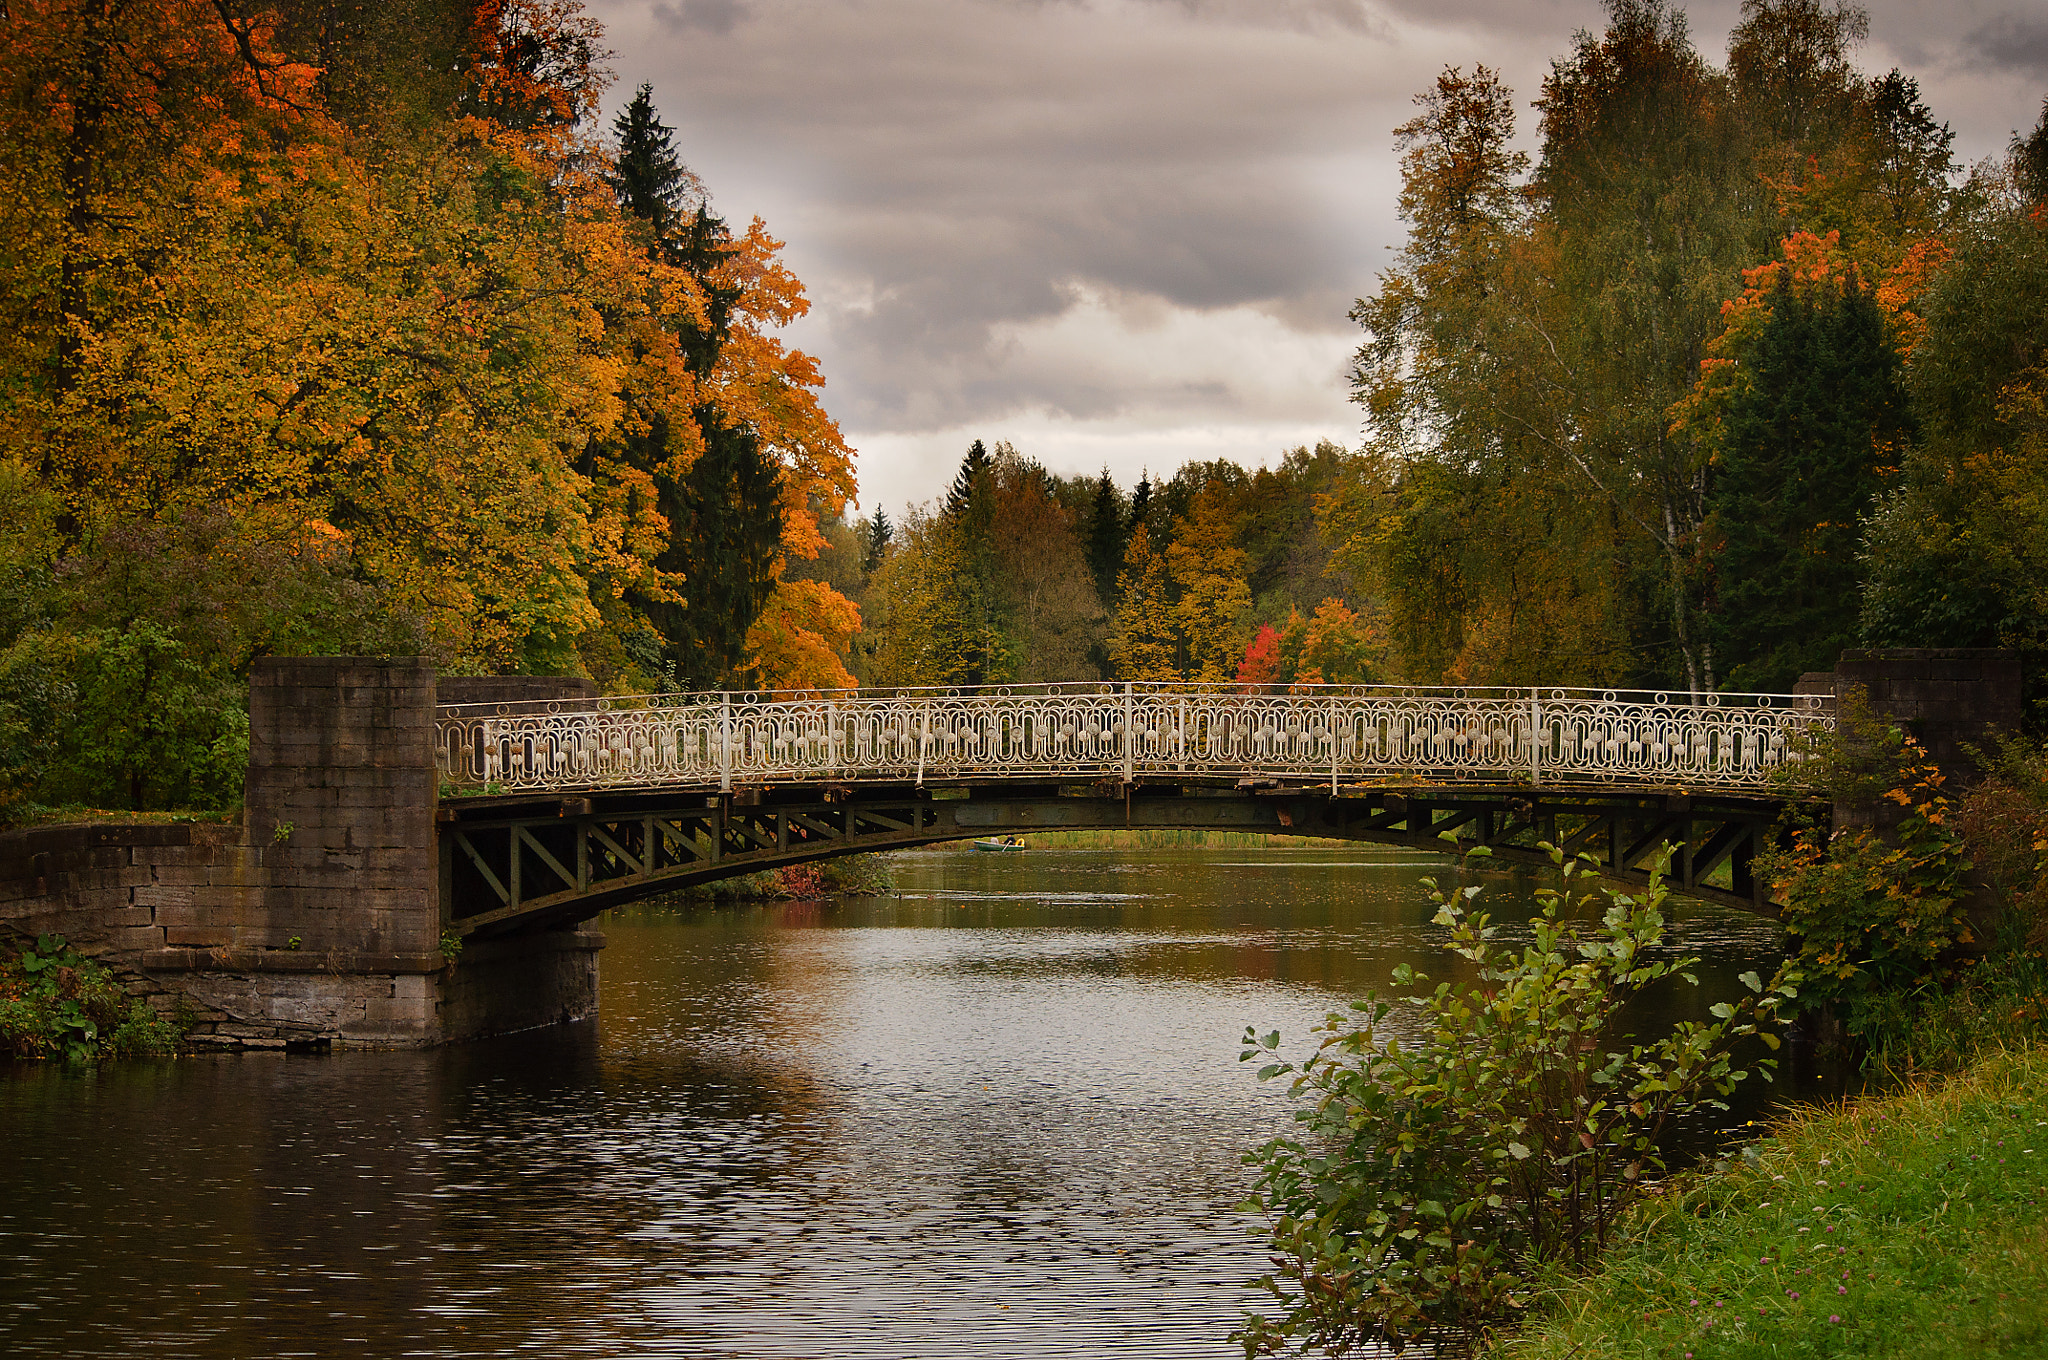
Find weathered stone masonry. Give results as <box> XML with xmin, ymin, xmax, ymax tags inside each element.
<box><xmin>0</xmin><ymin>658</ymin><xmax>600</xmax><ymax>1050</ymax></box>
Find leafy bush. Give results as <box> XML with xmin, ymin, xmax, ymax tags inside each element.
<box><xmin>1952</xmin><ymin>730</ymin><xmax>2048</xmax><ymax>951</ymax></box>
<box><xmin>0</xmin><ymin>492</ymin><xmax>433</xmax><ymax>821</ymax></box>
<box><xmin>0</xmin><ymin>933</ymin><xmax>186</xmax><ymax>1061</ymax></box>
<box><xmin>1759</xmin><ymin>737</ymin><xmax>1974</xmax><ymax>1043</ymax></box>
<box><xmin>1851</xmin><ymin>732</ymin><xmax>2048</xmax><ymax>1072</ymax></box>
<box><xmin>1235</xmin><ymin>845</ymin><xmax>1793</xmax><ymax>1358</ymax></box>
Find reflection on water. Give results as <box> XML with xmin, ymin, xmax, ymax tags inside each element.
<box><xmin>0</xmin><ymin>847</ymin><xmax>1794</xmax><ymax>1358</ymax></box>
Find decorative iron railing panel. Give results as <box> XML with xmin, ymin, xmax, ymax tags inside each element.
<box><xmin>435</xmin><ymin>684</ymin><xmax>1832</xmax><ymax>797</ymax></box>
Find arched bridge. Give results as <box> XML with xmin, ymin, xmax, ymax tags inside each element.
<box><xmin>434</xmin><ymin>683</ymin><xmax>1831</xmax><ymax>937</ymax></box>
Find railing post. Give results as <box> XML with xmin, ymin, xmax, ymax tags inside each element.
<box><xmin>719</xmin><ymin>693</ymin><xmax>732</xmax><ymax>793</ymax></box>
<box><xmin>915</xmin><ymin>699</ymin><xmax>927</xmax><ymax>787</ymax></box>
<box><xmin>1123</xmin><ymin>683</ymin><xmax>1135</xmax><ymax>783</ymax></box>
<box><xmin>827</xmin><ymin>697</ymin><xmax>838</xmax><ymax>777</ymax></box>
<box><xmin>1529</xmin><ymin>686</ymin><xmax>1542</xmax><ymax>786</ymax></box>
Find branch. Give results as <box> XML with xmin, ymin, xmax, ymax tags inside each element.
<box><xmin>207</xmin><ymin>0</ymin><xmax>313</xmax><ymax>112</ymax></box>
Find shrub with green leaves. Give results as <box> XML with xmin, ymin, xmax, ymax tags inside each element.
<box><xmin>1235</xmin><ymin>845</ymin><xmax>1794</xmax><ymax>1358</ymax></box>
<box><xmin>1760</xmin><ymin>718</ymin><xmax>1976</xmax><ymax>1047</ymax></box>
<box><xmin>0</xmin><ymin>933</ymin><xmax>186</xmax><ymax>1062</ymax></box>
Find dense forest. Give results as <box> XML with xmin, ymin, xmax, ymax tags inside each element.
<box><xmin>849</xmin><ymin>0</ymin><xmax>2048</xmax><ymax>713</ymax></box>
<box><xmin>0</xmin><ymin>0</ymin><xmax>858</xmax><ymax>813</ymax></box>
<box><xmin>2</xmin><ymin>0</ymin><xmax>2045</xmax><ymax>818</ymax></box>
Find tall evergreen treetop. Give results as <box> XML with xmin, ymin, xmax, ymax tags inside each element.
<box><xmin>1084</xmin><ymin>470</ymin><xmax>1126</xmax><ymax>609</ymax></box>
<box><xmin>603</xmin><ymin>84</ymin><xmax>779</xmax><ymax>688</ymax></box>
<box><xmin>945</xmin><ymin>440</ymin><xmax>992</xmax><ymax>519</ymax></box>
<box><xmin>861</xmin><ymin>507</ymin><xmax>893</xmax><ymax>575</ymax></box>
<box><xmin>608</xmin><ymin>83</ymin><xmax>695</xmax><ymax>249</ymax></box>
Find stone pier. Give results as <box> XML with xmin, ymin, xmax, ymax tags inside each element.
<box><xmin>0</xmin><ymin>658</ymin><xmax>601</xmax><ymax>1050</ymax></box>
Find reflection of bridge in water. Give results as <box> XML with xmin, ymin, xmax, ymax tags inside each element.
<box><xmin>435</xmin><ymin>684</ymin><xmax>1831</xmax><ymax>937</ymax></box>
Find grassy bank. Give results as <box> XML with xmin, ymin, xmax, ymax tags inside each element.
<box><xmin>0</xmin><ymin>805</ymin><xmax>236</xmax><ymax>832</ymax></box>
<box><xmin>1499</xmin><ymin>1044</ymin><xmax>2048</xmax><ymax>1360</ymax></box>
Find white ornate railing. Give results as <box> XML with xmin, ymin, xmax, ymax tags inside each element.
<box><xmin>434</xmin><ymin>683</ymin><xmax>1832</xmax><ymax>797</ymax></box>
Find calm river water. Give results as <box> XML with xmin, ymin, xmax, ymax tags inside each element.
<box><xmin>2</xmin><ymin>845</ymin><xmax>1800</xmax><ymax>1358</ymax></box>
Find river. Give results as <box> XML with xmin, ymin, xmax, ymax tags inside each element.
<box><xmin>1</xmin><ymin>844</ymin><xmax>1799</xmax><ymax>1358</ymax></box>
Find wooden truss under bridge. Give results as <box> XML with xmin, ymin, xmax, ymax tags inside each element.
<box><xmin>438</xmin><ymin>780</ymin><xmax>1796</xmax><ymax>939</ymax></box>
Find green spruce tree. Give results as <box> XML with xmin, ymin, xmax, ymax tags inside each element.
<box><xmin>941</xmin><ymin>440</ymin><xmax>1004</xmax><ymax>685</ymax></box>
<box><xmin>1083</xmin><ymin>470</ymin><xmax>1126</xmax><ymax>609</ymax></box>
<box><xmin>860</xmin><ymin>506</ymin><xmax>893</xmax><ymax>575</ymax></box>
<box><xmin>1708</xmin><ymin>268</ymin><xmax>1906</xmax><ymax>690</ymax></box>
<box><xmin>607</xmin><ymin>84</ymin><xmax>692</xmax><ymax>254</ymax></box>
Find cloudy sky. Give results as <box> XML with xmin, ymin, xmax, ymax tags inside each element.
<box><xmin>584</xmin><ymin>0</ymin><xmax>2048</xmax><ymax>518</ymax></box>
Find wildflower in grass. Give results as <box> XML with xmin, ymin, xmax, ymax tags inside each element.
<box><xmin>1831</xmin><ymin>1314</ymin><xmax>1841</xmax><ymax>1323</ymax></box>
<box><xmin>1839</xmin><ymin>1286</ymin><xmax>1848</xmax><ymax>1294</ymax></box>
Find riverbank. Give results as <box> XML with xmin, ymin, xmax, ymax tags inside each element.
<box><xmin>670</xmin><ymin>852</ymin><xmax>896</xmax><ymax>900</ymax></box>
<box><xmin>994</xmin><ymin>828</ymin><xmax>1324</xmax><ymax>849</ymax></box>
<box><xmin>1499</xmin><ymin>1044</ymin><xmax>2048</xmax><ymax>1360</ymax></box>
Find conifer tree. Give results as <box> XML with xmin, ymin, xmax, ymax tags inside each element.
<box><xmin>940</xmin><ymin>439</ymin><xmax>1003</xmax><ymax>684</ymax></box>
<box><xmin>945</xmin><ymin>439</ymin><xmax>992</xmax><ymax>518</ymax></box>
<box><xmin>860</xmin><ymin>506</ymin><xmax>893</xmax><ymax>575</ymax></box>
<box><xmin>1708</xmin><ymin>268</ymin><xmax>1904</xmax><ymax>690</ymax></box>
<box><xmin>607</xmin><ymin>83</ymin><xmax>694</xmax><ymax>254</ymax></box>
<box><xmin>1084</xmin><ymin>470</ymin><xmax>1125</xmax><ymax>608</ymax></box>
<box><xmin>1128</xmin><ymin>472</ymin><xmax>1153</xmax><ymax>539</ymax></box>
<box><xmin>2015</xmin><ymin>96</ymin><xmax>2048</xmax><ymax>204</ymax></box>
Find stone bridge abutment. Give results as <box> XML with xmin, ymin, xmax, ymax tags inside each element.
<box><xmin>1</xmin><ymin>658</ymin><xmax>602</xmax><ymax>1050</ymax></box>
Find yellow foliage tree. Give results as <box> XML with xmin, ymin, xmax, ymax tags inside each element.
<box><xmin>1109</xmin><ymin>533</ymin><xmax>1181</xmax><ymax>682</ymax></box>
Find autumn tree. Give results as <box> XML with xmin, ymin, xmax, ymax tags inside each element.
<box><xmin>1108</xmin><ymin>532</ymin><xmax>1180</xmax><ymax>683</ymax></box>
<box><xmin>1861</xmin><ymin>146</ymin><xmax>2048</xmax><ymax>697</ymax></box>
<box><xmin>987</xmin><ymin>452</ymin><xmax>1104</xmax><ymax>682</ymax></box>
<box><xmin>866</xmin><ymin>507</ymin><xmax>1005</xmax><ymax>687</ymax></box>
<box><xmin>1167</xmin><ymin>484</ymin><xmax>1254</xmax><ymax>682</ymax></box>
<box><xmin>0</xmin><ymin>0</ymin><xmax>864</xmax><ymax>806</ymax></box>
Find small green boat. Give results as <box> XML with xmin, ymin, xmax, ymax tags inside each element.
<box><xmin>972</xmin><ymin>837</ymin><xmax>1026</xmax><ymax>852</ymax></box>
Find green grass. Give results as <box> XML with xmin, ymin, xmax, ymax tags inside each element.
<box><xmin>0</xmin><ymin>803</ymin><xmax>237</xmax><ymax>832</ymax></box>
<box><xmin>1497</xmin><ymin>1045</ymin><xmax>2048</xmax><ymax>1360</ymax></box>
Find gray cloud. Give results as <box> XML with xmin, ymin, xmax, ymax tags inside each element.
<box><xmin>652</xmin><ymin>0</ymin><xmax>748</xmax><ymax>35</ymax></box>
<box><xmin>1961</xmin><ymin>13</ymin><xmax>2048</xmax><ymax>80</ymax></box>
<box><xmin>586</xmin><ymin>0</ymin><xmax>2041</xmax><ymax>504</ymax></box>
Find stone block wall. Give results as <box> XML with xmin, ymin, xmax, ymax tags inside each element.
<box><xmin>0</xmin><ymin>659</ymin><xmax>603</xmax><ymax>1050</ymax></box>
<box><xmin>1834</xmin><ymin>648</ymin><xmax>2023</xmax><ymax>775</ymax></box>
<box><xmin>244</xmin><ymin>657</ymin><xmax>440</xmax><ymax>959</ymax></box>
<box><xmin>437</xmin><ymin>675</ymin><xmax>597</xmax><ymax>708</ymax></box>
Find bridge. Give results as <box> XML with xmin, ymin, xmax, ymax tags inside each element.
<box><xmin>6</xmin><ymin>650</ymin><xmax>2017</xmax><ymax>1050</ymax></box>
<box><xmin>432</xmin><ymin>682</ymin><xmax>1833</xmax><ymax>936</ymax></box>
